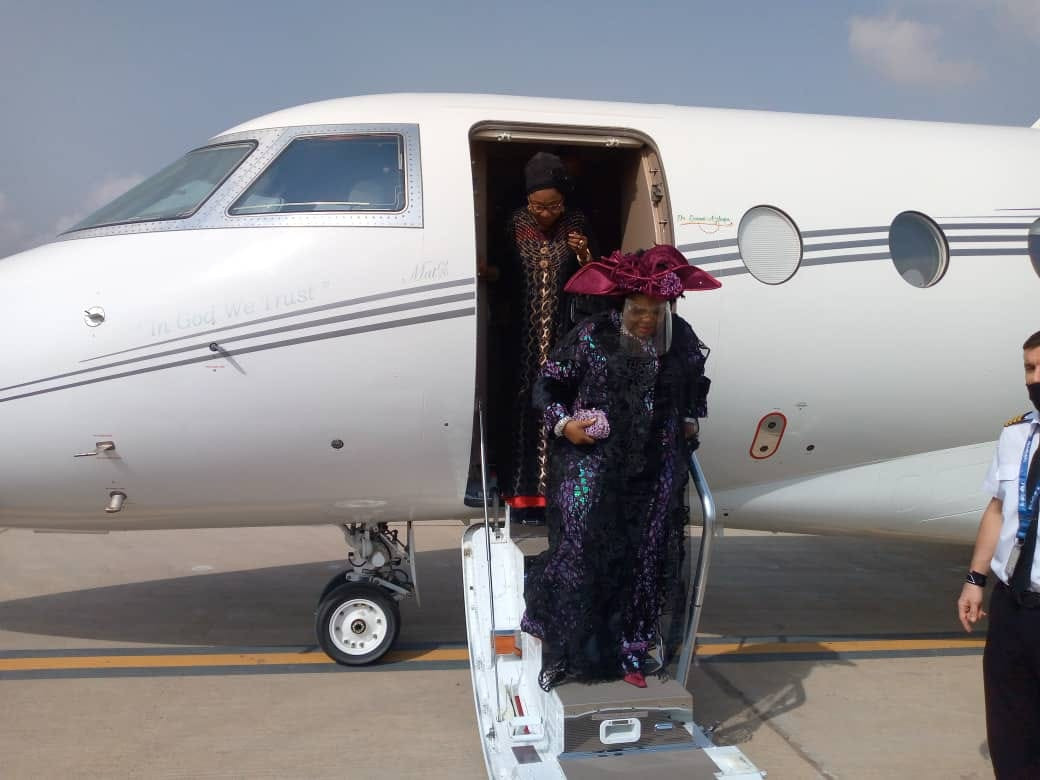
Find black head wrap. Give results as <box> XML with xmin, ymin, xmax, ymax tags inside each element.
<box><xmin>524</xmin><ymin>152</ymin><xmax>571</xmax><ymax>195</ymax></box>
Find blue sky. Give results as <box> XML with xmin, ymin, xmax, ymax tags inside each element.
<box><xmin>0</xmin><ymin>0</ymin><xmax>1037</xmax><ymax>257</ymax></box>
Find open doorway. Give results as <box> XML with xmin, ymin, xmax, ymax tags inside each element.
<box><xmin>467</xmin><ymin>124</ymin><xmax>674</xmax><ymax>507</ymax></box>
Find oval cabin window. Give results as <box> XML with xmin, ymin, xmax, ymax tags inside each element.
<box><xmin>889</xmin><ymin>211</ymin><xmax>948</xmax><ymax>288</ymax></box>
<box><xmin>737</xmin><ymin>206</ymin><xmax>803</xmax><ymax>284</ymax></box>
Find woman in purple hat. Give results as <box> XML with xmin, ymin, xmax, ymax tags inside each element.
<box><xmin>520</xmin><ymin>245</ymin><xmax>720</xmax><ymax>690</ymax></box>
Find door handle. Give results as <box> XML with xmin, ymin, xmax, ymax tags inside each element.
<box><xmin>74</xmin><ymin>441</ymin><xmax>116</xmax><ymax>458</ymax></box>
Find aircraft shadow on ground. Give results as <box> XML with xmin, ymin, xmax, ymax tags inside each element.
<box><xmin>0</xmin><ymin>533</ymin><xmax>971</xmax><ymax>744</ymax></box>
<box><xmin>0</xmin><ymin>547</ymin><xmax>468</xmax><ymax>648</ymax></box>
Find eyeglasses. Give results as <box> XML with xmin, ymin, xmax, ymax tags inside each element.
<box><xmin>527</xmin><ymin>200</ymin><xmax>564</xmax><ymax>215</ymax></box>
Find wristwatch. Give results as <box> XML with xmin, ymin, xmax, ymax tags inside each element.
<box><xmin>965</xmin><ymin>570</ymin><xmax>988</xmax><ymax>587</ymax></box>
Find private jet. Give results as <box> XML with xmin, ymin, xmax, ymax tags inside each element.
<box><xmin>2</xmin><ymin>92</ymin><xmax>1038</xmax><ymax>775</ymax></box>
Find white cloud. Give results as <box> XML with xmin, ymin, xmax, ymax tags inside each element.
<box><xmin>0</xmin><ymin>192</ymin><xmax>29</xmax><ymax>260</ymax></box>
<box><xmin>0</xmin><ymin>174</ymin><xmax>146</xmax><ymax>259</ymax></box>
<box><xmin>52</xmin><ymin>174</ymin><xmax>144</xmax><ymax>235</ymax></box>
<box><xmin>849</xmin><ymin>14</ymin><xmax>983</xmax><ymax>87</ymax></box>
<box><xmin>891</xmin><ymin>1</ymin><xmax>1040</xmax><ymax>44</ymax></box>
<box><xmin>988</xmin><ymin>0</ymin><xmax>1040</xmax><ymax>38</ymax></box>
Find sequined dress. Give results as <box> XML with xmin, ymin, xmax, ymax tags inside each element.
<box><xmin>520</xmin><ymin>309</ymin><xmax>710</xmax><ymax>690</ymax></box>
<box><xmin>501</xmin><ymin>207</ymin><xmax>592</xmax><ymax>500</ymax></box>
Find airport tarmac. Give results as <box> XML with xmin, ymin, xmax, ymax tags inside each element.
<box><xmin>0</xmin><ymin>521</ymin><xmax>990</xmax><ymax>779</ymax></box>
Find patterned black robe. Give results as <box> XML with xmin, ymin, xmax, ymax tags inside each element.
<box><xmin>500</xmin><ymin>206</ymin><xmax>594</xmax><ymax>499</ymax></box>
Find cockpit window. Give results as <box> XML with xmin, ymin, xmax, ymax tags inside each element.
<box><xmin>228</xmin><ymin>134</ymin><xmax>405</xmax><ymax>215</ymax></box>
<box><xmin>69</xmin><ymin>142</ymin><xmax>256</xmax><ymax>231</ymax></box>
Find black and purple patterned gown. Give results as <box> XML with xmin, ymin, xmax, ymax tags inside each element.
<box><xmin>520</xmin><ymin>308</ymin><xmax>710</xmax><ymax>690</ymax></box>
<box><xmin>500</xmin><ymin>207</ymin><xmax>593</xmax><ymax>501</ymax></box>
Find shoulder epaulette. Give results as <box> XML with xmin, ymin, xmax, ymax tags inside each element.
<box><xmin>1005</xmin><ymin>412</ymin><xmax>1034</xmax><ymax>427</ymax></box>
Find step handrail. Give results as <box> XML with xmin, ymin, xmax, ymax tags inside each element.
<box><xmin>678</xmin><ymin>452</ymin><xmax>716</xmax><ymax>689</ymax></box>
<box><xmin>476</xmin><ymin>401</ymin><xmax>502</xmax><ymax>726</ymax></box>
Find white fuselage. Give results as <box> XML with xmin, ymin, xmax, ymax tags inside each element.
<box><xmin>2</xmin><ymin>93</ymin><xmax>1037</xmax><ymax>542</ymax></box>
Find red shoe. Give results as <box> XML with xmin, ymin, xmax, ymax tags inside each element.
<box><xmin>623</xmin><ymin>671</ymin><xmax>647</xmax><ymax>688</ymax></box>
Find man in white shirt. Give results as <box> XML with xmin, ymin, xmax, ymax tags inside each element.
<box><xmin>959</xmin><ymin>329</ymin><xmax>1040</xmax><ymax>778</ymax></box>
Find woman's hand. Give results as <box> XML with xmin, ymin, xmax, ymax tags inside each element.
<box><xmin>684</xmin><ymin>420</ymin><xmax>699</xmax><ymax>440</ymax></box>
<box><xmin>563</xmin><ymin>418</ymin><xmax>597</xmax><ymax>445</ymax></box>
<box><xmin>567</xmin><ymin>231</ymin><xmax>592</xmax><ymax>264</ymax></box>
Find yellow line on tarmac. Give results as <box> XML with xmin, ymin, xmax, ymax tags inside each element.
<box><xmin>0</xmin><ymin>639</ymin><xmax>988</xmax><ymax>674</ymax></box>
<box><xmin>0</xmin><ymin>647</ymin><xmax>469</xmax><ymax>673</ymax></box>
<box><xmin>696</xmin><ymin>638</ymin><xmax>986</xmax><ymax>657</ymax></box>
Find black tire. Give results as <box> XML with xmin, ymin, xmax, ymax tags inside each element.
<box><xmin>319</xmin><ymin>570</ymin><xmax>348</xmax><ymax>603</ymax></box>
<box><xmin>315</xmin><ymin>582</ymin><xmax>400</xmax><ymax>666</ymax></box>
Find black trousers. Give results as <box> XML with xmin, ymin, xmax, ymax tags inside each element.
<box><xmin>985</xmin><ymin>583</ymin><xmax>1040</xmax><ymax>778</ymax></box>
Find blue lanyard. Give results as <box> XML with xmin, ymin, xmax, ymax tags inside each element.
<box><xmin>1017</xmin><ymin>425</ymin><xmax>1040</xmax><ymax>542</ymax></box>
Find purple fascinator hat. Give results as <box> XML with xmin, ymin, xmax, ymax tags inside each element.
<box><xmin>563</xmin><ymin>244</ymin><xmax>721</xmax><ymax>299</ymax></box>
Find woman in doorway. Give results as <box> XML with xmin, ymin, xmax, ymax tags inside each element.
<box><xmin>520</xmin><ymin>245</ymin><xmax>720</xmax><ymax>690</ymax></box>
<box><xmin>499</xmin><ymin>152</ymin><xmax>596</xmax><ymax>519</ymax></box>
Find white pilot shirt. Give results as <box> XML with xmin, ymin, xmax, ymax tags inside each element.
<box><xmin>985</xmin><ymin>411</ymin><xmax>1040</xmax><ymax>587</ymax></box>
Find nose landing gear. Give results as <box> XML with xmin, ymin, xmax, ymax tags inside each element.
<box><xmin>315</xmin><ymin>522</ymin><xmax>416</xmax><ymax>665</ymax></box>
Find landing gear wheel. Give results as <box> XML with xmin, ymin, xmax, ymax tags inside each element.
<box><xmin>316</xmin><ymin>583</ymin><xmax>400</xmax><ymax>666</ymax></box>
<box><xmin>319</xmin><ymin>570</ymin><xmax>348</xmax><ymax>603</ymax></box>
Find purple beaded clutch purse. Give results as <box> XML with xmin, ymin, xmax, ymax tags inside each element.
<box><xmin>573</xmin><ymin>408</ymin><xmax>610</xmax><ymax>440</ymax></box>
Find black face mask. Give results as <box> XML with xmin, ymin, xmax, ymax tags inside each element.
<box><xmin>1028</xmin><ymin>383</ymin><xmax>1040</xmax><ymax>414</ymax></box>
